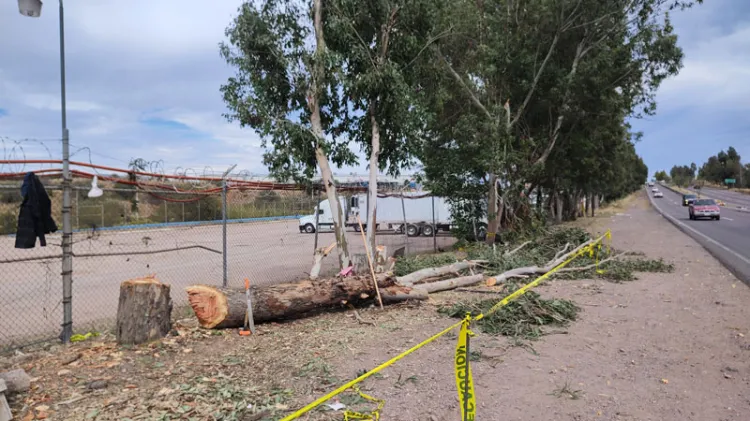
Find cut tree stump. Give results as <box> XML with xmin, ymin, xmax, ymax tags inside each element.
<box><xmin>186</xmin><ymin>276</ymin><xmax>425</xmax><ymax>329</ymax></box>
<box><xmin>115</xmin><ymin>276</ymin><xmax>173</xmax><ymax>345</ymax></box>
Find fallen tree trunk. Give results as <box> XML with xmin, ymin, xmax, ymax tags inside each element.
<box><xmin>397</xmin><ymin>260</ymin><xmax>485</xmax><ymax>286</ymax></box>
<box><xmin>416</xmin><ymin>274</ymin><xmax>485</xmax><ymax>294</ymax></box>
<box><xmin>186</xmin><ymin>276</ymin><xmax>425</xmax><ymax>329</ymax></box>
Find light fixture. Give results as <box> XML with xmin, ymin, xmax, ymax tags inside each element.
<box><xmin>88</xmin><ymin>175</ymin><xmax>103</xmax><ymax>198</ymax></box>
<box><xmin>18</xmin><ymin>0</ymin><xmax>43</xmax><ymax>17</ymax></box>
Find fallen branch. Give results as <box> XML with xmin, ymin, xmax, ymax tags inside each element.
<box><xmin>505</xmin><ymin>241</ymin><xmax>531</xmax><ymax>257</ymax></box>
<box><xmin>492</xmin><ymin>238</ymin><xmax>598</xmax><ymax>282</ymax></box>
<box><xmin>348</xmin><ymin>304</ymin><xmax>375</xmax><ymax>326</ymax></box>
<box><xmin>397</xmin><ymin>260</ymin><xmax>486</xmax><ymax>286</ymax></box>
<box><xmin>555</xmin><ymin>252</ymin><xmax>627</xmax><ymax>274</ymax></box>
<box><xmin>417</xmin><ymin>274</ymin><xmax>485</xmax><ymax>294</ymax></box>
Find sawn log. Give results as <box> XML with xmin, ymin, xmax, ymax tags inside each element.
<box><xmin>186</xmin><ymin>276</ymin><xmax>426</xmax><ymax>329</ymax></box>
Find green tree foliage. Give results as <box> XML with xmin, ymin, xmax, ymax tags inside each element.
<box><xmin>221</xmin><ymin>0</ymin><xmax>354</xmax><ymax>268</ymax></box>
<box><xmin>698</xmin><ymin>146</ymin><xmax>744</xmax><ymax>187</ymax></box>
<box><xmin>417</xmin><ymin>0</ymin><xmax>694</xmax><ymax>232</ymax></box>
<box><xmin>219</xmin><ymin>0</ymin><xmax>700</xmax><ymax>245</ymax></box>
<box><xmin>654</xmin><ymin>170</ymin><xmax>670</xmax><ymax>183</ymax></box>
<box><xmin>669</xmin><ymin>165</ymin><xmax>694</xmax><ymax>186</ymax></box>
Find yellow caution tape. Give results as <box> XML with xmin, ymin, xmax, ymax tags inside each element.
<box><xmin>280</xmin><ymin>229</ymin><xmax>611</xmax><ymax>421</ymax></box>
<box><xmin>278</xmin><ymin>320</ymin><xmax>463</xmax><ymax>421</ymax></box>
<box><xmin>476</xmin><ymin>230</ymin><xmax>611</xmax><ymax>321</ymax></box>
<box><xmin>343</xmin><ymin>386</ymin><xmax>385</xmax><ymax>420</ymax></box>
<box><xmin>454</xmin><ymin>315</ymin><xmax>476</xmax><ymax>421</ymax></box>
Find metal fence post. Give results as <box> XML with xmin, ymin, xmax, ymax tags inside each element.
<box><xmin>164</xmin><ymin>200</ymin><xmax>168</xmax><ymax>223</ymax></box>
<box><xmin>221</xmin><ymin>164</ymin><xmax>236</xmax><ymax>288</ymax></box>
<box><xmin>182</xmin><ymin>202</ymin><xmax>185</xmax><ymax>222</ymax></box>
<box><xmin>432</xmin><ymin>195</ymin><xmax>437</xmax><ymax>253</ymax></box>
<box><xmin>198</xmin><ymin>201</ymin><xmax>201</xmax><ymax>221</ymax></box>
<box><xmin>100</xmin><ymin>204</ymin><xmax>104</xmax><ymax>228</ymax></box>
<box><xmin>75</xmin><ymin>189</ymin><xmax>79</xmax><ymax>229</ymax></box>
<box><xmin>400</xmin><ymin>191</ymin><xmax>409</xmax><ymax>256</ymax></box>
<box><xmin>222</xmin><ymin>179</ymin><xmax>228</xmax><ymax>287</ymax></box>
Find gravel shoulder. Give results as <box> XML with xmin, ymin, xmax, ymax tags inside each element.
<box><xmin>4</xmin><ymin>191</ymin><xmax>750</xmax><ymax>421</ymax></box>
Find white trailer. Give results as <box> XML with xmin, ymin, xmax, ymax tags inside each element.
<box><xmin>346</xmin><ymin>192</ymin><xmax>453</xmax><ymax>237</ymax></box>
<box><xmin>298</xmin><ymin>192</ymin><xmax>469</xmax><ymax>237</ymax></box>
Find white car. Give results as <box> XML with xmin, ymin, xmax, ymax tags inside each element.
<box><xmin>651</xmin><ymin>187</ymin><xmax>659</xmax><ymax>192</ymax></box>
<box><xmin>653</xmin><ymin>191</ymin><xmax>663</xmax><ymax>198</ymax></box>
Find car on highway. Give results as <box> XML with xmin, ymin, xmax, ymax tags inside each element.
<box><xmin>651</xmin><ymin>187</ymin><xmax>659</xmax><ymax>192</ymax></box>
<box><xmin>653</xmin><ymin>191</ymin><xmax>663</xmax><ymax>198</ymax></box>
<box><xmin>689</xmin><ymin>198</ymin><xmax>720</xmax><ymax>220</ymax></box>
<box><xmin>682</xmin><ymin>194</ymin><xmax>697</xmax><ymax>206</ymax></box>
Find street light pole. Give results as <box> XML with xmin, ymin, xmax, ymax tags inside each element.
<box><xmin>18</xmin><ymin>0</ymin><xmax>73</xmax><ymax>343</ymax></box>
<box><xmin>58</xmin><ymin>0</ymin><xmax>73</xmax><ymax>345</ymax></box>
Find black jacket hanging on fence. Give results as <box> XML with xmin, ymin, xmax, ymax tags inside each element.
<box><xmin>15</xmin><ymin>172</ymin><xmax>58</xmax><ymax>249</ymax></box>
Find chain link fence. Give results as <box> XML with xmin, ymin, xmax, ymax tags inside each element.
<box><xmin>0</xmin><ymin>173</ymin><xmax>457</xmax><ymax>351</ymax></box>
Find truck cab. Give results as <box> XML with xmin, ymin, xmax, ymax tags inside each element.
<box><xmin>298</xmin><ymin>197</ymin><xmax>347</xmax><ymax>233</ymax></box>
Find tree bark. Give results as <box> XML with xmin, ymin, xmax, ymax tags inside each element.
<box><xmin>186</xmin><ymin>277</ymin><xmax>424</xmax><ymax>329</ymax></box>
<box><xmin>416</xmin><ymin>274</ymin><xmax>484</xmax><ymax>293</ymax></box>
<box><xmin>310</xmin><ymin>0</ymin><xmax>350</xmax><ymax>270</ymax></box>
<box><xmin>310</xmin><ymin>242</ymin><xmax>336</xmax><ymax>280</ymax></box>
<box><xmin>584</xmin><ymin>192</ymin><xmax>590</xmax><ymax>217</ymax></box>
<box><xmin>366</xmin><ymin>108</ymin><xmax>381</xmax><ymax>260</ymax></box>
<box><xmin>115</xmin><ymin>276</ymin><xmax>172</xmax><ymax>345</ymax></box>
<box><xmin>554</xmin><ymin>191</ymin><xmax>563</xmax><ymax>223</ymax></box>
<box><xmin>592</xmin><ymin>194</ymin><xmax>599</xmax><ymax>217</ymax></box>
<box><xmin>396</xmin><ymin>260</ymin><xmax>482</xmax><ymax>286</ymax></box>
<box><xmin>485</xmin><ymin>174</ymin><xmax>499</xmax><ymax>244</ymax></box>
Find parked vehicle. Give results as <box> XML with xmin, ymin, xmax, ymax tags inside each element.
<box><xmin>689</xmin><ymin>198</ymin><xmax>720</xmax><ymax>220</ymax></box>
<box><xmin>653</xmin><ymin>191</ymin><xmax>663</xmax><ymax>198</ymax></box>
<box><xmin>682</xmin><ymin>194</ymin><xmax>697</xmax><ymax>206</ymax></box>
<box><xmin>298</xmin><ymin>192</ymin><xmax>488</xmax><ymax>238</ymax></box>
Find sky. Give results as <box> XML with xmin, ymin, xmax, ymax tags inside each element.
<box><xmin>0</xmin><ymin>0</ymin><xmax>748</xmax><ymax>180</ymax></box>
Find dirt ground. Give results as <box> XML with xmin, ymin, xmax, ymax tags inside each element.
<box><xmin>3</xmin><ymin>191</ymin><xmax>750</xmax><ymax>421</ymax></box>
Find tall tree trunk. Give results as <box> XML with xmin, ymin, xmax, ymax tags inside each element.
<box><xmin>554</xmin><ymin>191</ymin><xmax>563</xmax><ymax>223</ymax></box>
<box><xmin>584</xmin><ymin>192</ymin><xmax>590</xmax><ymax>217</ymax></box>
<box><xmin>592</xmin><ymin>194</ymin><xmax>599</xmax><ymax>217</ymax></box>
<box><xmin>310</xmin><ymin>0</ymin><xmax>350</xmax><ymax>269</ymax></box>
<box><xmin>366</xmin><ymin>108</ymin><xmax>380</xmax><ymax>260</ymax></box>
<box><xmin>485</xmin><ymin>174</ymin><xmax>499</xmax><ymax>244</ymax></box>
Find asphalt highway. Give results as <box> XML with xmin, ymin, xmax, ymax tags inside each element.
<box><xmin>692</xmin><ymin>187</ymin><xmax>750</xmax><ymax>210</ymax></box>
<box><xmin>648</xmin><ymin>186</ymin><xmax>750</xmax><ymax>284</ymax></box>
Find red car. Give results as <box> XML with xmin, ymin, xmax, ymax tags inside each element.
<box><xmin>689</xmin><ymin>198</ymin><xmax>720</xmax><ymax>221</ymax></box>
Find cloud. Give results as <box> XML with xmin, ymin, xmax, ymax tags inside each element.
<box><xmin>632</xmin><ymin>0</ymin><xmax>750</xmax><ymax>176</ymax></box>
<box><xmin>0</xmin><ymin>0</ymin><xmax>268</xmax><ymax>174</ymax></box>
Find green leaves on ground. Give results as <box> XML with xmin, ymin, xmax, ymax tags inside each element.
<box><xmin>440</xmin><ymin>289</ymin><xmax>579</xmax><ymax>340</ymax></box>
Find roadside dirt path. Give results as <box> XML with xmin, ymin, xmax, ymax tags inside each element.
<box><xmin>326</xmin><ymin>191</ymin><xmax>750</xmax><ymax>421</ymax></box>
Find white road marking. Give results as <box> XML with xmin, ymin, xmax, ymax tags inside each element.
<box><xmin>649</xmin><ymin>194</ymin><xmax>750</xmax><ymax>266</ymax></box>
<box><xmin>723</xmin><ymin>217</ymin><xmax>734</xmax><ymax>221</ymax></box>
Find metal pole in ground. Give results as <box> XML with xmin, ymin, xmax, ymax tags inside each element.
<box><xmin>164</xmin><ymin>201</ymin><xmax>167</xmax><ymax>223</ymax></box>
<box><xmin>400</xmin><ymin>191</ymin><xmax>409</xmax><ymax>256</ymax></box>
<box><xmin>58</xmin><ymin>0</ymin><xmax>73</xmax><ymax>344</ymax></box>
<box><xmin>432</xmin><ymin>195</ymin><xmax>437</xmax><ymax>253</ymax></box>
<box><xmin>221</xmin><ymin>164</ymin><xmax>237</xmax><ymax>287</ymax></box>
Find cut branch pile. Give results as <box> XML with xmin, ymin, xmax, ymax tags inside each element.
<box><xmin>185</xmin><ymin>228</ymin><xmax>672</xmax><ymax>329</ymax></box>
